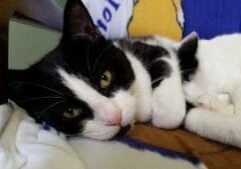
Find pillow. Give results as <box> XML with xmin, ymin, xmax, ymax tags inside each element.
<box><xmin>128</xmin><ymin>0</ymin><xmax>183</xmax><ymax>41</ymax></box>
<box><xmin>16</xmin><ymin>0</ymin><xmax>184</xmax><ymax>40</ymax></box>
<box><xmin>82</xmin><ymin>0</ymin><xmax>184</xmax><ymax>40</ymax></box>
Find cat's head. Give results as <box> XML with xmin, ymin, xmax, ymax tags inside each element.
<box><xmin>9</xmin><ymin>0</ymin><xmax>136</xmax><ymax>140</ymax></box>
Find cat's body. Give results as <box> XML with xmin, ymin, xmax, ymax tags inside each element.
<box><xmin>179</xmin><ymin>33</ymin><xmax>241</xmax><ymax>148</ymax></box>
<box><xmin>152</xmin><ymin>32</ymin><xmax>241</xmax><ymax>148</ymax></box>
<box><xmin>9</xmin><ymin>0</ymin><xmax>186</xmax><ymax>140</ymax></box>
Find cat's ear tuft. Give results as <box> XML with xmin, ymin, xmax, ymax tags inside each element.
<box><xmin>178</xmin><ymin>32</ymin><xmax>199</xmax><ymax>59</ymax></box>
<box><xmin>62</xmin><ymin>0</ymin><xmax>102</xmax><ymax>42</ymax></box>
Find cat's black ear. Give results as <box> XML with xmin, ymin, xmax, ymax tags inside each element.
<box><xmin>178</xmin><ymin>32</ymin><xmax>199</xmax><ymax>59</ymax></box>
<box><xmin>62</xmin><ymin>0</ymin><xmax>101</xmax><ymax>42</ymax></box>
<box><xmin>178</xmin><ymin>32</ymin><xmax>199</xmax><ymax>81</ymax></box>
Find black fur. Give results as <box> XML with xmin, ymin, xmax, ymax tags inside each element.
<box><xmin>118</xmin><ymin>40</ymin><xmax>171</xmax><ymax>88</ymax></box>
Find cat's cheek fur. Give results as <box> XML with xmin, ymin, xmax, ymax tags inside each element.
<box><xmin>183</xmin><ymin>82</ymin><xmax>204</xmax><ymax>105</ymax></box>
<box><xmin>82</xmin><ymin>120</ymin><xmax>120</xmax><ymax>140</ymax></box>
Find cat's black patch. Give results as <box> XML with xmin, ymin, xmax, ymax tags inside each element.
<box><xmin>149</xmin><ymin>60</ymin><xmax>171</xmax><ymax>88</ymax></box>
<box><xmin>178</xmin><ymin>35</ymin><xmax>199</xmax><ymax>82</ymax></box>
<box><xmin>119</xmin><ymin>40</ymin><xmax>171</xmax><ymax>88</ymax></box>
<box><xmin>119</xmin><ymin>40</ymin><xmax>169</xmax><ymax>64</ymax></box>
<box><xmin>9</xmin><ymin>67</ymin><xmax>94</xmax><ymax>134</ymax></box>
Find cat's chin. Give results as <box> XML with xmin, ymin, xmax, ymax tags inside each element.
<box><xmin>82</xmin><ymin>120</ymin><xmax>121</xmax><ymax>140</ymax></box>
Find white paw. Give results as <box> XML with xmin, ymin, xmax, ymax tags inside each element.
<box><xmin>196</xmin><ymin>95</ymin><xmax>218</xmax><ymax>111</ymax></box>
<box><xmin>197</xmin><ymin>95</ymin><xmax>234</xmax><ymax>114</ymax></box>
<box><xmin>151</xmin><ymin>99</ymin><xmax>186</xmax><ymax>129</ymax></box>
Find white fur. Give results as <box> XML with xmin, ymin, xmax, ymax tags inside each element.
<box><xmin>139</xmin><ymin>37</ymin><xmax>186</xmax><ymax>128</ymax></box>
<box><xmin>125</xmin><ymin>52</ymin><xmax>153</xmax><ymax>122</ymax></box>
<box><xmin>112</xmin><ymin>90</ymin><xmax>136</xmax><ymax>126</ymax></box>
<box><xmin>182</xmin><ymin>34</ymin><xmax>241</xmax><ymax>148</ymax></box>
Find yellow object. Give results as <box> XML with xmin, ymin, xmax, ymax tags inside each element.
<box><xmin>128</xmin><ymin>0</ymin><xmax>183</xmax><ymax>41</ymax></box>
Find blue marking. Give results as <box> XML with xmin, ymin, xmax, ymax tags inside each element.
<box><xmin>117</xmin><ymin>137</ymin><xmax>201</xmax><ymax>165</ymax></box>
<box><xmin>107</xmin><ymin>0</ymin><xmax>120</xmax><ymax>10</ymax></box>
<box><xmin>103</xmin><ymin>7</ymin><xmax>112</xmax><ymax>22</ymax></box>
<box><xmin>42</xmin><ymin>122</ymin><xmax>51</xmax><ymax>131</ymax></box>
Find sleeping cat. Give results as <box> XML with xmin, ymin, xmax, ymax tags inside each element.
<box><xmin>177</xmin><ymin>33</ymin><xmax>241</xmax><ymax>148</ymax></box>
<box><xmin>153</xmin><ymin>32</ymin><xmax>241</xmax><ymax>148</ymax></box>
<box><xmin>9</xmin><ymin>0</ymin><xmax>186</xmax><ymax>140</ymax></box>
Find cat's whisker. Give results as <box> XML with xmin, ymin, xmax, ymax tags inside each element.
<box><xmin>20</xmin><ymin>96</ymin><xmax>64</xmax><ymax>103</ymax></box>
<box><xmin>14</xmin><ymin>81</ymin><xmax>65</xmax><ymax>96</ymax></box>
<box><xmin>180</xmin><ymin>68</ymin><xmax>196</xmax><ymax>73</ymax></box>
<box><xmin>36</xmin><ymin>100</ymin><xmax>65</xmax><ymax>120</ymax></box>
<box><xmin>151</xmin><ymin>76</ymin><xmax>164</xmax><ymax>84</ymax></box>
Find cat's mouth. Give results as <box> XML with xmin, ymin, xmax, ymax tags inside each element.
<box><xmin>81</xmin><ymin>120</ymin><xmax>120</xmax><ymax>140</ymax></box>
<box><xmin>81</xmin><ymin>120</ymin><xmax>134</xmax><ymax>140</ymax></box>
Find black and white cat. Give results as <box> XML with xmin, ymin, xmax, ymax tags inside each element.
<box><xmin>9</xmin><ymin>0</ymin><xmax>186</xmax><ymax>140</ymax></box>
<box><xmin>178</xmin><ymin>33</ymin><xmax>241</xmax><ymax>148</ymax></box>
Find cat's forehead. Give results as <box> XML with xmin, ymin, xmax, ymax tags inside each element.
<box><xmin>115</xmin><ymin>37</ymin><xmax>174</xmax><ymax>62</ymax></box>
<box><xmin>122</xmin><ymin>36</ymin><xmax>178</xmax><ymax>51</ymax></box>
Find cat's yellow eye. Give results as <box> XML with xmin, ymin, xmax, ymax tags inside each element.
<box><xmin>100</xmin><ymin>70</ymin><xmax>112</xmax><ymax>89</ymax></box>
<box><xmin>63</xmin><ymin>108</ymin><xmax>82</xmax><ymax>119</ymax></box>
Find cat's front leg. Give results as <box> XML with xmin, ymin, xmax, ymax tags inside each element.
<box><xmin>151</xmin><ymin>76</ymin><xmax>186</xmax><ymax>129</ymax></box>
<box><xmin>196</xmin><ymin>94</ymin><xmax>234</xmax><ymax>114</ymax></box>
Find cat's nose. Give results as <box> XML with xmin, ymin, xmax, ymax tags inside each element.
<box><xmin>94</xmin><ymin>101</ymin><xmax>122</xmax><ymax>126</ymax></box>
<box><xmin>105</xmin><ymin>113</ymin><xmax>122</xmax><ymax>126</ymax></box>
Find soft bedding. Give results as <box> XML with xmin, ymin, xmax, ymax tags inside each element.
<box><xmin>0</xmin><ymin>103</ymin><xmax>207</xmax><ymax>169</ymax></box>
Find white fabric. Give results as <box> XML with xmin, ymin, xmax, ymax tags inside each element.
<box><xmin>82</xmin><ymin>0</ymin><xmax>136</xmax><ymax>39</ymax></box>
<box><xmin>0</xmin><ymin>103</ymin><xmax>86</xmax><ymax>169</ymax></box>
<box><xmin>0</xmin><ymin>103</ymin><xmax>207</xmax><ymax>169</ymax></box>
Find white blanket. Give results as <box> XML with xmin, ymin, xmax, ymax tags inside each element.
<box><xmin>0</xmin><ymin>103</ymin><xmax>208</xmax><ymax>169</ymax></box>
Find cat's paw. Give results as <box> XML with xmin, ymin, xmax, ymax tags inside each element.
<box><xmin>196</xmin><ymin>95</ymin><xmax>234</xmax><ymax>114</ymax></box>
<box><xmin>151</xmin><ymin>99</ymin><xmax>186</xmax><ymax>129</ymax></box>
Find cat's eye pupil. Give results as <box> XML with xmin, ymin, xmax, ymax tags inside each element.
<box><xmin>101</xmin><ymin>74</ymin><xmax>107</xmax><ymax>80</ymax></box>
